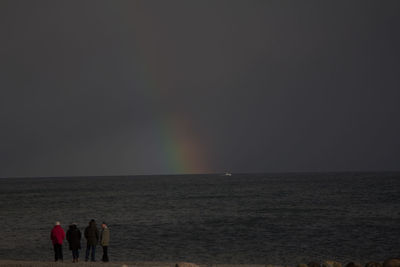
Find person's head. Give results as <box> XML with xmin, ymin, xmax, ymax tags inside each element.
<box><xmin>102</xmin><ymin>222</ymin><xmax>107</xmax><ymax>228</ymax></box>
<box><xmin>89</xmin><ymin>219</ymin><xmax>96</xmax><ymax>227</ymax></box>
<box><xmin>55</xmin><ymin>221</ymin><xmax>60</xmax><ymax>226</ymax></box>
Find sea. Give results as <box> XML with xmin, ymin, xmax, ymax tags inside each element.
<box><xmin>0</xmin><ymin>172</ymin><xmax>399</xmax><ymax>265</ymax></box>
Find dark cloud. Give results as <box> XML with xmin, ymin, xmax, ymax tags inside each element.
<box><xmin>1</xmin><ymin>0</ymin><xmax>400</xmax><ymax>177</ymax></box>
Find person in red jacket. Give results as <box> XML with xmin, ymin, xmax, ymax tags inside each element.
<box><xmin>50</xmin><ymin>221</ymin><xmax>65</xmax><ymax>262</ymax></box>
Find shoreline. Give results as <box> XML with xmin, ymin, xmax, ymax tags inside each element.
<box><xmin>0</xmin><ymin>260</ymin><xmax>399</xmax><ymax>267</ymax></box>
<box><xmin>0</xmin><ymin>260</ymin><xmax>195</xmax><ymax>267</ymax></box>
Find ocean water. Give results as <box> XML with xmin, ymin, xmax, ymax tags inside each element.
<box><xmin>0</xmin><ymin>173</ymin><xmax>399</xmax><ymax>265</ymax></box>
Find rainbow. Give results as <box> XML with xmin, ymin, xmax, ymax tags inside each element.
<box><xmin>158</xmin><ymin>115</ymin><xmax>208</xmax><ymax>174</ymax></box>
<box><xmin>128</xmin><ymin>17</ymin><xmax>210</xmax><ymax>174</ymax></box>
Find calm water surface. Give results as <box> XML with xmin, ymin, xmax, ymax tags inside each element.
<box><xmin>0</xmin><ymin>173</ymin><xmax>399</xmax><ymax>264</ymax></box>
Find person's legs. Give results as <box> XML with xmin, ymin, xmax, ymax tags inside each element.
<box><xmin>85</xmin><ymin>244</ymin><xmax>90</xmax><ymax>261</ymax></box>
<box><xmin>53</xmin><ymin>244</ymin><xmax>58</xmax><ymax>261</ymax></box>
<box><xmin>54</xmin><ymin>244</ymin><xmax>62</xmax><ymax>261</ymax></box>
<box><xmin>58</xmin><ymin>244</ymin><xmax>63</xmax><ymax>261</ymax></box>
<box><xmin>72</xmin><ymin>249</ymin><xmax>78</xmax><ymax>262</ymax></box>
<box><xmin>91</xmin><ymin>245</ymin><xmax>96</xmax><ymax>261</ymax></box>
<box><xmin>102</xmin><ymin>246</ymin><xmax>109</xmax><ymax>262</ymax></box>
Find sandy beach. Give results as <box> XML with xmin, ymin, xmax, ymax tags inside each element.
<box><xmin>0</xmin><ymin>261</ymin><xmax>240</xmax><ymax>267</ymax></box>
<box><xmin>1</xmin><ymin>259</ymin><xmax>400</xmax><ymax>267</ymax></box>
<box><xmin>0</xmin><ymin>261</ymin><xmax>200</xmax><ymax>267</ymax></box>
<box><xmin>1</xmin><ymin>261</ymin><xmax>400</xmax><ymax>267</ymax></box>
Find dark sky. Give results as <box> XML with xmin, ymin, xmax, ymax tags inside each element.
<box><xmin>1</xmin><ymin>0</ymin><xmax>400</xmax><ymax>177</ymax></box>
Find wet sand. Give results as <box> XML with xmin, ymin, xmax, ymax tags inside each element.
<box><xmin>0</xmin><ymin>261</ymin><xmax>266</xmax><ymax>267</ymax></box>
<box><xmin>0</xmin><ymin>261</ymin><xmax>206</xmax><ymax>267</ymax></box>
<box><xmin>1</xmin><ymin>260</ymin><xmax>400</xmax><ymax>267</ymax></box>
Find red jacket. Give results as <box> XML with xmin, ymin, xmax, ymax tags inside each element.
<box><xmin>51</xmin><ymin>225</ymin><xmax>65</xmax><ymax>245</ymax></box>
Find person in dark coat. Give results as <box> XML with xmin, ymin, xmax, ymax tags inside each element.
<box><xmin>66</xmin><ymin>223</ymin><xmax>81</xmax><ymax>262</ymax></box>
<box><xmin>84</xmin><ymin>219</ymin><xmax>99</xmax><ymax>262</ymax></box>
<box><xmin>50</xmin><ymin>221</ymin><xmax>65</xmax><ymax>262</ymax></box>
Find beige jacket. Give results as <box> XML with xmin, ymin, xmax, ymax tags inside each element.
<box><xmin>100</xmin><ymin>227</ymin><xmax>110</xmax><ymax>246</ymax></box>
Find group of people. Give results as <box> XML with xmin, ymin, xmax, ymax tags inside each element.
<box><xmin>50</xmin><ymin>219</ymin><xmax>110</xmax><ymax>263</ymax></box>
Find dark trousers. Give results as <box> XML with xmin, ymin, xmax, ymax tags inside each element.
<box><xmin>53</xmin><ymin>244</ymin><xmax>63</xmax><ymax>261</ymax></box>
<box><xmin>85</xmin><ymin>244</ymin><xmax>96</xmax><ymax>261</ymax></box>
<box><xmin>102</xmin><ymin>246</ymin><xmax>109</xmax><ymax>262</ymax></box>
<box><xmin>72</xmin><ymin>249</ymin><xmax>79</xmax><ymax>259</ymax></box>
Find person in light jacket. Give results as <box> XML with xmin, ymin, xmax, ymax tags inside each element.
<box><xmin>100</xmin><ymin>222</ymin><xmax>110</xmax><ymax>262</ymax></box>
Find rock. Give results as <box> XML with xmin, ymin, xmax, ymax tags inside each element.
<box><xmin>298</xmin><ymin>264</ymin><xmax>308</xmax><ymax>267</ymax></box>
<box><xmin>308</xmin><ymin>262</ymin><xmax>321</xmax><ymax>267</ymax></box>
<box><xmin>383</xmin><ymin>259</ymin><xmax>400</xmax><ymax>267</ymax></box>
<box><xmin>365</xmin><ymin>262</ymin><xmax>382</xmax><ymax>267</ymax></box>
<box><xmin>323</xmin><ymin>261</ymin><xmax>342</xmax><ymax>267</ymax></box>
<box><xmin>345</xmin><ymin>262</ymin><xmax>362</xmax><ymax>267</ymax></box>
<box><xmin>175</xmin><ymin>262</ymin><xmax>200</xmax><ymax>267</ymax></box>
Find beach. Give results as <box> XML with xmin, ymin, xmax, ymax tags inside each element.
<box><xmin>0</xmin><ymin>261</ymin><xmax>216</xmax><ymax>267</ymax></box>
<box><xmin>0</xmin><ymin>260</ymin><xmax>399</xmax><ymax>267</ymax></box>
<box><xmin>0</xmin><ymin>260</ymin><xmax>194</xmax><ymax>267</ymax></box>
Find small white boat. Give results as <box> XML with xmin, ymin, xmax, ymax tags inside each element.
<box><xmin>224</xmin><ymin>172</ymin><xmax>232</xmax><ymax>176</ymax></box>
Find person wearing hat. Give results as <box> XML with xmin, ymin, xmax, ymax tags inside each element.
<box><xmin>100</xmin><ymin>222</ymin><xmax>110</xmax><ymax>262</ymax></box>
<box><xmin>50</xmin><ymin>221</ymin><xmax>65</xmax><ymax>262</ymax></box>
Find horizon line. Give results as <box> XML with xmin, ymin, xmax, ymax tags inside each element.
<box><xmin>1</xmin><ymin>170</ymin><xmax>399</xmax><ymax>179</ymax></box>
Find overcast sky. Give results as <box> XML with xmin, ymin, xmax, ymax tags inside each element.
<box><xmin>1</xmin><ymin>0</ymin><xmax>400</xmax><ymax>177</ymax></box>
